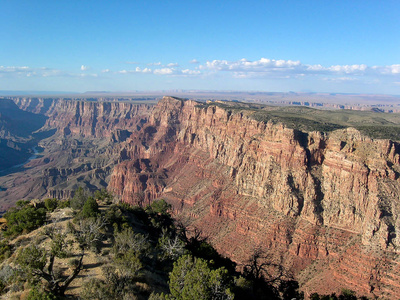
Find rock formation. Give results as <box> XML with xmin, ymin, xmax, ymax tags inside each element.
<box><xmin>3</xmin><ymin>95</ymin><xmax>400</xmax><ymax>297</ymax></box>
<box><xmin>108</xmin><ymin>97</ymin><xmax>400</xmax><ymax>298</ymax></box>
<box><xmin>0</xmin><ymin>98</ymin><xmax>152</xmax><ymax>210</ymax></box>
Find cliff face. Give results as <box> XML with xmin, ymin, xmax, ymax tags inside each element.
<box><xmin>109</xmin><ymin>97</ymin><xmax>400</xmax><ymax>298</ymax></box>
<box><xmin>6</xmin><ymin>96</ymin><xmax>400</xmax><ymax>297</ymax></box>
<box><xmin>0</xmin><ymin>99</ymin><xmax>49</xmax><ymax>171</ymax></box>
<box><xmin>14</xmin><ymin>98</ymin><xmax>151</xmax><ymax>138</ymax></box>
<box><xmin>0</xmin><ymin>98</ymin><xmax>153</xmax><ymax>210</ymax></box>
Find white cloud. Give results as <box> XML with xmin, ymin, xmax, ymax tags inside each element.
<box><xmin>182</xmin><ymin>69</ymin><xmax>201</xmax><ymax>75</ymax></box>
<box><xmin>81</xmin><ymin>65</ymin><xmax>89</xmax><ymax>71</ymax></box>
<box><xmin>322</xmin><ymin>77</ymin><xmax>358</xmax><ymax>82</ymax></box>
<box><xmin>327</xmin><ymin>64</ymin><xmax>367</xmax><ymax>73</ymax></box>
<box><xmin>167</xmin><ymin>63</ymin><xmax>179</xmax><ymax>67</ymax></box>
<box><xmin>199</xmin><ymin>58</ymin><xmax>303</xmax><ymax>73</ymax></box>
<box><xmin>154</xmin><ymin>68</ymin><xmax>174</xmax><ymax>75</ymax></box>
<box><xmin>374</xmin><ymin>64</ymin><xmax>400</xmax><ymax>75</ymax></box>
<box><xmin>41</xmin><ymin>69</ymin><xmax>64</xmax><ymax>77</ymax></box>
<box><xmin>79</xmin><ymin>73</ymin><xmax>98</xmax><ymax>77</ymax></box>
<box><xmin>0</xmin><ymin>66</ymin><xmax>30</xmax><ymax>73</ymax></box>
<box><xmin>102</xmin><ymin>69</ymin><xmax>111</xmax><ymax>73</ymax></box>
<box><xmin>196</xmin><ymin>58</ymin><xmax>400</xmax><ymax>80</ymax></box>
<box><xmin>148</xmin><ymin>62</ymin><xmax>162</xmax><ymax>66</ymax></box>
<box><xmin>115</xmin><ymin>67</ymin><xmax>153</xmax><ymax>74</ymax></box>
<box><xmin>190</xmin><ymin>59</ymin><xmax>199</xmax><ymax>64</ymax></box>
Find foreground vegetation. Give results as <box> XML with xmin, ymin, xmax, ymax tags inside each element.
<box><xmin>0</xmin><ymin>189</ymin><xmax>369</xmax><ymax>299</ymax></box>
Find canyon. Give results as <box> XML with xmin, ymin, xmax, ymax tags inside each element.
<box><xmin>1</xmin><ymin>96</ymin><xmax>400</xmax><ymax>298</ymax></box>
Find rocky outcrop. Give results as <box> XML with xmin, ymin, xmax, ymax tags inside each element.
<box><xmin>109</xmin><ymin>96</ymin><xmax>400</xmax><ymax>298</ymax></box>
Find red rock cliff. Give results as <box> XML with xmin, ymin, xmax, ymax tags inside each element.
<box><xmin>13</xmin><ymin>97</ymin><xmax>152</xmax><ymax>138</ymax></box>
<box><xmin>109</xmin><ymin>96</ymin><xmax>400</xmax><ymax>298</ymax></box>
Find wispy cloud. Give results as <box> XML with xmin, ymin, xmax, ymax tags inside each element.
<box><xmin>154</xmin><ymin>68</ymin><xmax>174</xmax><ymax>75</ymax></box>
<box><xmin>182</xmin><ymin>69</ymin><xmax>201</xmax><ymax>75</ymax></box>
<box><xmin>194</xmin><ymin>58</ymin><xmax>400</xmax><ymax>80</ymax></box>
<box><xmin>135</xmin><ymin>67</ymin><xmax>152</xmax><ymax>73</ymax></box>
<box><xmin>0</xmin><ymin>66</ymin><xmax>30</xmax><ymax>74</ymax></box>
<box><xmin>116</xmin><ymin>67</ymin><xmax>153</xmax><ymax>74</ymax></box>
<box><xmin>2</xmin><ymin>58</ymin><xmax>400</xmax><ymax>93</ymax></box>
<box><xmin>322</xmin><ymin>77</ymin><xmax>359</xmax><ymax>82</ymax></box>
<box><xmin>0</xmin><ymin>65</ymin><xmax>99</xmax><ymax>78</ymax></box>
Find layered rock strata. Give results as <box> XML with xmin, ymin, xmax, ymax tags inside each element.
<box><xmin>0</xmin><ymin>98</ymin><xmax>153</xmax><ymax>209</ymax></box>
<box><xmin>14</xmin><ymin>97</ymin><xmax>151</xmax><ymax>138</ymax></box>
<box><xmin>109</xmin><ymin>97</ymin><xmax>400</xmax><ymax>298</ymax></box>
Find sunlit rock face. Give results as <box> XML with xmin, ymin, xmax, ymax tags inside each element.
<box><xmin>109</xmin><ymin>97</ymin><xmax>400</xmax><ymax>298</ymax></box>
<box><xmin>7</xmin><ymin>96</ymin><xmax>400</xmax><ymax>297</ymax></box>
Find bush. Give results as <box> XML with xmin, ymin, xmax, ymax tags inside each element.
<box><xmin>103</xmin><ymin>204</ymin><xmax>126</xmax><ymax>229</ymax></box>
<box><xmin>26</xmin><ymin>285</ymin><xmax>57</xmax><ymax>300</ymax></box>
<box><xmin>3</xmin><ymin>203</ymin><xmax>47</xmax><ymax>237</ymax></box>
<box><xmin>158</xmin><ymin>229</ymin><xmax>186</xmax><ymax>261</ymax></box>
<box><xmin>81</xmin><ymin>277</ymin><xmax>112</xmax><ymax>300</ymax></box>
<box><xmin>44</xmin><ymin>198</ymin><xmax>58</xmax><ymax>212</ymax></box>
<box><xmin>80</xmin><ymin>197</ymin><xmax>99</xmax><ymax>219</ymax></box>
<box><xmin>57</xmin><ymin>199</ymin><xmax>70</xmax><ymax>208</ymax></box>
<box><xmin>94</xmin><ymin>188</ymin><xmax>113</xmax><ymax>204</ymax></box>
<box><xmin>0</xmin><ymin>240</ymin><xmax>12</xmax><ymax>262</ymax></box>
<box><xmin>70</xmin><ymin>187</ymin><xmax>89</xmax><ymax>210</ymax></box>
<box><xmin>168</xmin><ymin>254</ymin><xmax>234</xmax><ymax>300</ymax></box>
<box><xmin>115</xmin><ymin>249</ymin><xmax>143</xmax><ymax>277</ymax></box>
<box><xmin>113</xmin><ymin>227</ymin><xmax>150</xmax><ymax>256</ymax></box>
<box><xmin>145</xmin><ymin>199</ymin><xmax>174</xmax><ymax>233</ymax></box>
<box><xmin>145</xmin><ymin>199</ymin><xmax>171</xmax><ymax>216</ymax></box>
<box><xmin>81</xmin><ymin>265</ymin><xmax>141</xmax><ymax>299</ymax></box>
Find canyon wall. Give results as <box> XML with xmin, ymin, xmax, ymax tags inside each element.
<box><xmin>0</xmin><ymin>98</ymin><xmax>153</xmax><ymax>210</ymax></box>
<box><xmin>13</xmin><ymin>97</ymin><xmax>152</xmax><ymax>138</ymax></box>
<box><xmin>108</xmin><ymin>97</ymin><xmax>400</xmax><ymax>298</ymax></box>
<box><xmin>6</xmin><ymin>96</ymin><xmax>400</xmax><ymax>297</ymax></box>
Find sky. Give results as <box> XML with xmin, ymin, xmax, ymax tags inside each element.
<box><xmin>0</xmin><ymin>0</ymin><xmax>399</xmax><ymax>94</ymax></box>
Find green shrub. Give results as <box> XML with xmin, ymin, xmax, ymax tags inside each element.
<box><xmin>0</xmin><ymin>240</ymin><xmax>12</xmax><ymax>262</ymax></box>
<box><xmin>70</xmin><ymin>187</ymin><xmax>89</xmax><ymax>210</ymax></box>
<box><xmin>103</xmin><ymin>204</ymin><xmax>126</xmax><ymax>229</ymax></box>
<box><xmin>26</xmin><ymin>285</ymin><xmax>57</xmax><ymax>300</ymax></box>
<box><xmin>94</xmin><ymin>189</ymin><xmax>113</xmax><ymax>204</ymax></box>
<box><xmin>44</xmin><ymin>198</ymin><xmax>58</xmax><ymax>212</ymax></box>
<box><xmin>168</xmin><ymin>254</ymin><xmax>234</xmax><ymax>300</ymax></box>
<box><xmin>3</xmin><ymin>203</ymin><xmax>47</xmax><ymax>238</ymax></box>
<box><xmin>81</xmin><ymin>278</ymin><xmax>112</xmax><ymax>300</ymax></box>
<box><xmin>80</xmin><ymin>197</ymin><xmax>99</xmax><ymax>219</ymax></box>
<box><xmin>57</xmin><ymin>199</ymin><xmax>70</xmax><ymax>208</ymax></box>
<box><xmin>145</xmin><ymin>199</ymin><xmax>171</xmax><ymax>216</ymax></box>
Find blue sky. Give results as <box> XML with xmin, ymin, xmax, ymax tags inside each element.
<box><xmin>1</xmin><ymin>0</ymin><xmax>399</xmax><ymax>94</ymax></box>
